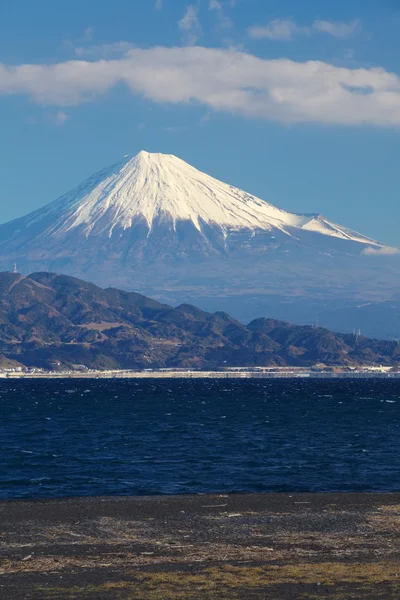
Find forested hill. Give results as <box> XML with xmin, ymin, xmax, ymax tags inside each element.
<box><xmin>0</xmin><ymin>272</ymin><xmax>398</xmax><ymax>370</ymax></box>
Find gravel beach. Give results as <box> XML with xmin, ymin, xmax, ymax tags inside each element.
<box><xmin>0</xmin><ymin>493</ymin><xmax>399</xmax><ymax>599</ymax></box>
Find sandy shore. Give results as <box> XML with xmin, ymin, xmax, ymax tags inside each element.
<box><xmin>0</xmin><ymin>493</ymin><xmax>399</xmax><ymax>599</ymax></box>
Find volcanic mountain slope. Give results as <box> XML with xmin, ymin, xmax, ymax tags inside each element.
<box><xmin>0</xmin><ymin>151</ymin><xmax>384</xmax><ymax>252</ymax></box>
<box><xmin>0</xmin><ymin>151</ymin><xmax>398</xmax><ymax>337</ymax></box>
<box><xmin>0</xmin><ymin>272</ymin><xmax>398</xmax><ymax>370</ymax></box>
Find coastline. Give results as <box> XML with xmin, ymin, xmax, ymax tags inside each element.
<box><xmin>1</xmin><ymin>492</ymin><xmax>399</xmax><ymax>599</ymax></box>
<box><xmin>1</xmin><ymin>368</ymin><xmax>400</xmax><ymax>379</ymax></box>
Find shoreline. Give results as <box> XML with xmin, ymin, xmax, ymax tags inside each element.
<box><xmin>1</xmin><ymin>368</ymin><xmax>399</xmax><ymax>379</ymax></box>
<box><xmin>1</xmin><ymin>492</ymin><xmax>399</xmax><ymax>599</ymax></box>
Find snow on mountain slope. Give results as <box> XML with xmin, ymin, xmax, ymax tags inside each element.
<box><xmin>294</xmin><ymin>214</ymin><xmax>378</xmax><ymax>245</ymax></box>
<box><xmin>1</xmin><ymin>150</ymin><xmax>399</xmax><ymax>341</ymax></box>
<box><xmin>1</xmin><ymin>151</ymin><xmax>385</xmax><ymax>248</ymax></box>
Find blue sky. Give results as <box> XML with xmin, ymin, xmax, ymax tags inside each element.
<box><xmin>0</xmin><ymin>0</ymin><xmax>399</xmax><ymax>246</ymax></box>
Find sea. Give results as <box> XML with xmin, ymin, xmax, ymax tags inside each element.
<box><xmin>0</xmin><ymin>378</ymin><xmax>399</xmax><ymax>500</ymax></box>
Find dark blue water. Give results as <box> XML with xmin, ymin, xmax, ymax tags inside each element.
<box><xmin>0</xmin><ymin>379</ymin><xmax>399</xmax><ymax>499</ymax></box>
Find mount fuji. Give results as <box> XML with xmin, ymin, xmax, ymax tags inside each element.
<box><xmin>0</xmin><ymin>151</ymin><xmax>398</xmax><ymax>338</ymax></box>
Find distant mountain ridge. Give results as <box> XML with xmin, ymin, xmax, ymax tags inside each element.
<box><xmin>0</xmin><ymin>151</ymin><xmax>398</xmax><ymax>339</ymax></box>
<box><xmin>0</xmin><ymin>272</ymin><xmax>398</xmax><ymax>371</ymax></box>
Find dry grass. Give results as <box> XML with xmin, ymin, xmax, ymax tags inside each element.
<box><xmin>36</xmin><ymin>562</ymin><xmax>400</xmax><ymax>599</ymax></box>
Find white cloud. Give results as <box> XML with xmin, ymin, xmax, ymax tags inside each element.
<box><xmin>75</xmin><ymin>41</ymin><xmax>136</xmax><ymax>59</ymax></box>
<box><xmin>363</xmin><ymin>246</ymin><xmax>400</xmax><ymax>256</ymax></box>
<box><xmin>178</xmin><ymin>6</ymin><xmax>202</xmax><ymax>45</ymax></box>
<box><xmin>248</xmin><ymin>18</ymin><xmax>361</xmax><ymax>41</ymax></box>
<box><xmin>155</xmin><ymin>0</ymin><xmax>163</xmax><ymax>10</ymax></box>
<box><xmin>248</xmin><ymin>19</ymin><xmax>303</xmax><ymax>41</ymax></box>
<box><xmin>313</xmin><ymin>19</ymin><xmax>361</xmax><ymax>38</ymax></box>
<box><xmin>209</xmin><ymin>0</ymin><xmax>233</xmax><ymax>30</ymax></box>
<box><xmin>1</xmin><ymin>45</ymin><xmax>400</xmax><ymax>126</ymax></box>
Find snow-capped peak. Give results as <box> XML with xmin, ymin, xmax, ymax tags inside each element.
<box><xmin>8</xmin><ymin>151</ymin><xmax>385</xmax><ymax>248</ymax></box>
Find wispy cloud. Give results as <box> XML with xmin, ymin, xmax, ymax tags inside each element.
<box><xmin>54</xmin><ymin>111</ymin><xmax>69</xmax><ymax>125</ymax></box>
<box><xmin>27</xmin><ymin>111</ymin><xmax>70</xmax><ymax>126</ymax></box>
<box><xmin>363</xmin><ymin>246</ymin><xmax>399</xmax><ymax>256</ymax></box>
<box><xmin>155</xmin><ymin>0</ymin><xmax>163</xmax><ymax>10</ymax></box>
<box><xmin>313</xmin><ymin>19</ymin><xmax>361</xmax><ymax>38</ymax></box>
<box><xmin>75</xmin><ymin>41</ymin><xmax>136</xmax><ymax>59</ymax></box>
<box><xmin>178</xmin><ymin>5</ymin><xmax>202</xmax><ymax>45</ymax></box>
<box><xmin>80</xmin><ymin>27</ymin><xmax>94</xmax><ymax>43</ymax></box>
<box><xmin>209</xmin><ymin>0</ymin><xmax>233</xmax><ymax>30</ymax></box>
<box><xmin>248</xmin><ymin>19</ymin><xmax>301</xmax><ymax>41</ymax></box>
<box><xmin>1</xmin><ymin>45</ymin><xmax>400</xmax><ymax>126</ymax></box>
<box><xmin>248</xmin><ymin>18</ymin><xmax>361</xmax><ymax>41</ymax></box>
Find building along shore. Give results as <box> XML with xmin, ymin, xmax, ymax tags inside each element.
<box><xmin>0</xmin><ymin>366</ymin><xmax>399</xmax><ymax>379</ymax></box>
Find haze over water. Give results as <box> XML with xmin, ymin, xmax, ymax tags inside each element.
<box><xmin>0</xmin><ymin>379</ymin><xmax>399</xmax><ymax>500</ymax></box>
